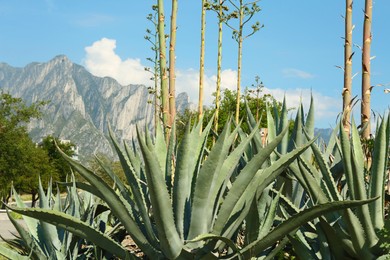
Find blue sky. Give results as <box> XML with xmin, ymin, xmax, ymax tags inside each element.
<box><xmin>0</xmin><ymin>0</ymin><xmax>389</xmax><ymax>128</ymax></box>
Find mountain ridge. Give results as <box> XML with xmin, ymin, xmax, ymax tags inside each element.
<box><xmin>0</xmin><ymin>55</ymin><xmax>191</xmax><ymax>160</ymax></box>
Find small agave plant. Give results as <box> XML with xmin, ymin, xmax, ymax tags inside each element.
<box><xmin>0</xmin><ymin>177</ymin><xmax>117</xmax><ymax>259</ymax></box>
<box><xmin>5</xmin><ymin>116</ymin><xmax>376</xmax><ymax>259</ymax></box>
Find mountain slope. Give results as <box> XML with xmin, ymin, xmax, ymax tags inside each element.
<box><xmin>0</xmin><ymin>55</ymin><xmax>190</xmax><ymax>160</ymax></box>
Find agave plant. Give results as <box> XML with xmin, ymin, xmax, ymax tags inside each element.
<box><xmin>4</xmin><ymin>116</ymin><xmax>377</xmax><ymax>259</ymax></box>
<box><xmin>258</xmin><ymin>95</ymin><xmax>390</xmax><ymax>259</ymax></box>
<box><xmin>0</xmin><ymin>177</ymin><xmax>117</xmax><ymax>259</ymax></box>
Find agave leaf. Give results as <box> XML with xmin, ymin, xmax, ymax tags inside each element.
<box><xmin>245</xmin><ymin>101</ymin><xmax>263</xmax><ymax>150</ymax></box>
<box><xmin>304</xmin><ymin>130</ymin><xmax>342</xmax><ymax>201</ymax></box>
<box><xmin>11</xmin><ymin>187</ymin><xmax>39</xmax><ymax>240</ymax></box>
<box><xmin>324</xmin><ymin>122</ymin><xmax>340</xmax><ymax>162</ymax></box>
<box><xmin>5</xmin><ymin>206</ymin><xmax>130</xmax><ymax>259</ymax></box>
<box><xmin>349</xmin><ymin>120</ymin><xmax>377</xmax><ymax>245</ymax></box>
<box><xmin>137</xmin><ymin>127</ymin><xmax>183</xmax><ymax>259</ymax></box>
<box><xmin>56</xmin><ymin>148</ymin><xmax>160</xmax><ymax>258</ymax></box>
<box><xmin>339</xmin><ymin>120</ymin><xmax>355</xmax><ymax>199</ymax></box>
<box><xmin>188</xmin><ymin>119</ymin><xmax>237</xmax><ymax>239</ymax></box>
<box><xmin>267</xmin><ymin>105</ymin><xmax>277</xmax><ymax>144</ymax></box>
<box><xmin>350</xmin><ymin>119</ymin><xmax>367</xmax><ymax>200</ymax></box>
<box><xmin>289</xmin><ymin>102</ymin><xmax>305</xmax><ymax>152</ymax></box>
<box><xmin>5</xmin><ymin>210</ymin><xmax>47</xmax><ymax>259</ymax></box>
<box><xmin>0</xmin><ymin>243</ymin><xmax>29</xmax><ymax>260</ymax></box>
<box><xmin>240</xmin><ymin>198</ymin><xmax>378</xmax><ymax>258</ymax></box>
<box><xmin>343</xmin><ymin>208</ymin><xmax>375</xmax><ymax>259</ymax></box>
<box><xmin>267</xmin><ymin>105</ymin><xmax>277</xmax><ymax>162</ymax></box>
<box><xmin>305</xmin><ymin>95</ymin><xmax>315</xmax><ymax>144</ymax></box>
<box><xmin>318</xmin><ymin>218</ymin><xmax>356</xmax><ymax>258</ymax></box>
<box><xmin>277</xmin><ymin>96</ymin><xmax>289</xmax><ymax>155</ymax></box>
<box><xmin>214</xmin><ymin>126</ymin><xmax>304</xmax><ymax>237</ymax></box>
<box><xmin>262</xmin><ymin>237</ymin><xmax>290</xmax><ymax>260</ymax></box>
<box><xmin>296</xmin><ymin>157</ymin><xmax>329</xmax><ymax>204</ymax></box>
<box><xmin>173</xmin><ymin>118</ymin><xmax>211</xmax><ymax>239</ymax></box>
<box><xmin>165</xmin><ymin>122</ymin><xmax>176</xmax><ymax>191</ymax></box>
<box><xmin>245</xmin><ymin>196</ymin><xmax>261</xmax><ymax>245</ymax></box>
<box><xmin>369</xmin><ymin>114</ymin><xmax>389</xmax><ymax>229</ymax></box>
<box><xmin>94</xmin><ymin>156</ymin><xmax>134</xmax><ymax>207</ymax></box>
<box><xmin>257</xmin><ymin>186</ymin><xmax>282</xmax><ymax>240</ymax></box>
<box><xmin>37</xmin><ymin>178</ymin><xmax>62</xmax><ymax>253</ymax></box>
<box><xmin>107</xmin><ymin>126</ymin><xmax>158</xmax><ymax>247</ymax></box>
<box><xmin>209</xmin><ymin>120</ymin><xmax>261</xmax><ymax>224</ymax></box>
<box><xmin>153</xmin><ymin>121</ymin><xmax>168</xmax><ymax>172</ymax></box>
<box><xmin>288</xmin><ymin>233</ymin><xmax>318</xmax><ymax>260</ymax></box>
<box><xmin>124</xmin><ymin>141</ymin><xmax>142</xmax><ymax>179</ymax></box>
<box><xmin>245</xmin><ymin>99</ymin><xmax>257</xmax><ymax>128</ymax></box>
<box><xmin>58</xmin><ymin>181</ymin><xmax>104</xmax><ymax>200</ymax></box>
<box><xmin>186</xmin><ymin>234</ymin><xmax>243</xmax><ymax>260</ymax></box>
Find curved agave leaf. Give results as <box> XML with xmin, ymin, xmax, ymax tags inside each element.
<box><xmin>239</xmin><ymin>198</ymin><xmax>378</xmax><ymax>258</ymax></box>
<box><xmin>173</xmin><ymin>118</ymin><xmax>212</xmax><ymax>239</ymax></box>
<box><xmin>4</xmin><ymin>206</ymin><xmax>130</xmax><ymax>259</ymax></box>
<box><xmin>0</xmin><ymin>243</ymin><xmax>29</xmax><ymax>260</ymax></box>
<box><xmin>277</xmin><ymin>96</ymin><xmax>289</xmax><ymax>155</ymax></box>
<box><xmin>4</xmin><ymin>210</ymin><xmax>47</xmax><ymax>259</ymax></box>
<box><xmin>56</xmin><ymin>148</ymin><xmax>161</xmax><ymax>258</ymax></box>
<box><xmin>209</xmin><ymin>120</ymin><xmax>261</xmax><ymax>226</ymax></box>
<box><xmin>220</xmin><ymin>137</ymin><xmax>316</xmax><ymax>240</ymax></box>
<box><xmin>186</xmin><ymin>234</ymin><xmax>243</xmax><ymax>260</ymax></box>
<box><xmin>188</xmin><ymin>119</ymin><xmax>238</xmax><ymax>239</ymax></box>
<box><xmin>369</xmin><ymin>114</ymin><xmax>389</xmax><ymax>229</ymax></box>
<box><xmin>213</xmin><ymin>126</ymin><xmax>287</xmax><ymax>235</ymax></box>
<box><xmin>37</xmin><ymin>178</ymin><xmax>62</xmax><ymax>255</ymax></box>
<box><xmin>107</xmin><ymin>126</ymin><xmax>158</xmax><ymax>246</ymax></box>
<box><xmin>137</xmin><ymin>127</ymin><xmax>183</xmax><ymax>259</ymax></box>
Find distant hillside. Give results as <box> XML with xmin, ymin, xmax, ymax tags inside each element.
<box><xmin>0</xmin><ymin>55</ymin><xmax>191</xmax><ymax>161</ymax></box>
<box><xmin>314</xmin><ymin>128</ymin><xmax>333</xmax><ymax>144</ymax></box>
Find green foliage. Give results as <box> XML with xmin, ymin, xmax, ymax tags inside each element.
<box><xmin>86</xmin><ymin>153</ymin><xmax>126</xmax><ymax>186</ymax></box>
<box><xmin>39</xmin><ymin>135</ymin><xmax>76</xmax><ymax>181</ymax></box>
<box><xmin>0</xmin><ymin>92</ymin><xmax>54</xmax><ymax>206</ymax></box>
<box><xmin>177</xmin><ymin>88</ymin><xmax>281</xmax><ymax>141</ymax></box>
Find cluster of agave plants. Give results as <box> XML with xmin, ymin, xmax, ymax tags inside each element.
<box><xmin>0</xmin><ymin>97</ymin><xmax>389</xmax><ymax>259</ymax></box>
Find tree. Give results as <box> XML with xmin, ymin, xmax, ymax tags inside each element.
<box><xmin>39</xmin><ymin>135</ymin><xmax>76</xmax><ymax>182</ymax></box>
<box><xmin>0</xmin><ymin>92</ymin><xmax>50</xmax><ymax>206</ymax></box>
<box><xmin>361</xmin><ymin>0</ymin><xmax>373</xmax><ymax>139</ymax></box>
<box><xmin>176</xmin><ymin>88</ymin><xmax>282</xmax><ymax>142</ymax></box>
<box><xmin>13</xmin><ymin>141</ymin><xmax>58</xmax><ymax>207</ymax></box>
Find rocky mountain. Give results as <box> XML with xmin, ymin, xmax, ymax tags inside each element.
<box><xmin>0</xmin><ymin>55</ymin><xmax>191</xmax><ymax>161</ymax></box>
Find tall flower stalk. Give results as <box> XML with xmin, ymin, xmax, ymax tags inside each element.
<box><xmin>342</xmin><ymin>0</ymin><xmax>353</xmax><ymax>134</ymax></box>
<box><xmin>224</xmin><ymin>0</ymin><xmax>262</xmax><ymax>123</ymax></box>
<box><xmin>361</xmin><ymin>0</ymin><xmax>373</xmax><ymax>139</ymax></box>
<box><xmin>169</xmin><ymin>0</ymin><xmax>178</xmax><ymax>127</ymax></box>
<box><xmin>198</xmin><ymin>0</ymin><xmax>206</xmax><ymax>122</ymax></box>
<box><xmin>157</xmin><ymin>0</ymin><xmax>169</xmax><ymax>136</ymax></box>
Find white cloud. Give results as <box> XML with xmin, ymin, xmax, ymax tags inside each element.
<box><xmin>176</xmin><ymin>69</ymin><xmax>237</xmax><ymax>105</ymax></box>
<box><xmin>282</xmin><ymin>68</ymin><xmax>315</xmax><ymax>79</ymax></box>
<box><xmin>263</xmin><ymin>87</ymin><xmax>341</xmax><ymax>124</ymax></box>
<box><xmin>83</xmin><ymin>38</ymin><xmax>238</xmax><ymax>106</ymax></box>
<box><xmin>83</xmin><ymin>38</ymin><xmax>339</xmax><ymax>124</ymax></box>
<box><xmin>84</xmin><ymin>38</ymin><xmax>151</xmax><ymax>86</ymax></box>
